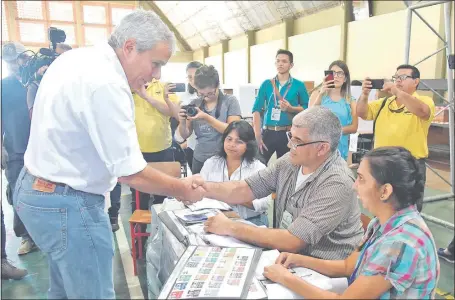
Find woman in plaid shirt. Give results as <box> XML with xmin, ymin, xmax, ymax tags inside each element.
<box><xmin>263</xmin><ymin>146</ymin><xmax>440</xmax><ymax>299</ymax></box>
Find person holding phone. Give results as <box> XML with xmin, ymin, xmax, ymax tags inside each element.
<box><xmin>178</xmin><ymin>65</ymin><xmax>242</xmax><ymax>174</ymax></box>
<box><xmin>310</xmin><ymin>60</ymin><xmax>358</xmax><ymax>160</ymax></box>
<box><xmin>356</xmin><ymin>65</ymin><xmax>435</xmax><ymax>212</ymax></box>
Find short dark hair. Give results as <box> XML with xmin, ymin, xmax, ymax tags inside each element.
<box><xmin>186</xmin><ymin>61</ymin><xmax>203</xmax><ymax>94</ymax></box>
<box><xmin>397</xmin><ymin>64</ymin><xmax>420</xmax><ymax>78</ymax></box>
<box><xmin>194</xmin><ymin>65</ymin><xmax>220</xmax><ymax>89</ymax></box>
<box><xmin>363</xmin><ymin>146</ymin><xmax>424</xmax><ymax>210</ymax></box>
<box><xmin>218</xmin><ymin>121</ymin><xmax>258</xmax><ymax>164</ymax></box>
<box><xmin>276</xmin><ymin>49</ymin><xmax>293</xmax><ymax>64</ymax></box>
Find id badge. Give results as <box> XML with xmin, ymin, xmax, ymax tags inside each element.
<box><xmin>280</xmin><ymin>210</ymin><xmax>293</xmax><ymax>229</ymax></box>
<box><xmin>271</xmin><ymin>107</ymin><xmax>281</xmax><ymax>121</ymax></box>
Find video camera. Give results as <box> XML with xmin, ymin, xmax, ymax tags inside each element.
<box><xmin>20</xmin><ymin>27</ymin><xmax>66</xmax><ymax>87</ymax></box>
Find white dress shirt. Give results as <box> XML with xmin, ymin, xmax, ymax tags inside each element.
<box><xmin>174</xmin><ymin>91</ymin><xmax>198</xmax><ymax>150</ymax></box>
<box><xmin>24</xmin><ymin>42</ymin><xmax>147</xmax><ymax>195</ymax></box>
<box><xmin>200</xmin><ymin>156</ymin><xmax>270</xmax><ymax>219</ymax></box>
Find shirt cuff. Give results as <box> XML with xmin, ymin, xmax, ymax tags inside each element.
<box><xmin>252</xmin><ymin>197</ymin><xmax>269</xmax><ymax>212</ymax></box>
<box><xmin>288</xmin><ymin>217</ymin><xmax>323</xmax><ymax>245</ymax></box>
<box><xmin>111</xmin><ymin>154</ymin><xmax>147</xmax><ymax>178</ymax></box>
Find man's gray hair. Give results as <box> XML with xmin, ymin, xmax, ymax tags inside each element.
<box><xmin>56</xmin><ymin>43</ymin><xmax>72</xmax><ymax>51</ymax></box>
<box><xmin>292</xmin><ymin>106</ymin><xmax>342</xmax><ymax>153</ymax></box>
<box><xmin>108</xmin><ymin>9</ymin><xmax>176</xmax><ymax>53</ymax></box>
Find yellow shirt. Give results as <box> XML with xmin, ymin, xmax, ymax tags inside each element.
<box><xmin>133</xmin><ymin>80</ymin><xmax>179</xmax><ymax>153</ymax></box>
<box><xmin>366</xmin><ymin>92</ymin><xmax>435</xmax><ymax>159</ymax></box>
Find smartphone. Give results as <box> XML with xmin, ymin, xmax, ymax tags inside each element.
<box><xmin>324</xmin><ymin>70</ymin><xmax>335</xmax><ymax>88</ymax></box>
<box><xmin>168</xmin><ymin>83</ymin><xmax>186</xmax><ymax>93</ymax></box>
<box><xmin>351</xmin><ymin>80</ymin><xmax>362</xmax><ymax>86</ymax></box>
<box><xmin>370</xmin><ymin>79</ymin><xmax>385</xmax><ymax>90</ymax></box>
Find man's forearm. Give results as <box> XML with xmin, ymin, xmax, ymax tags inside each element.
<box><xmin>119</xmin><ymin>165</ymin><xmax>186</xmax><ymax>199</ymax></box>
<box><xmin>227</xmin><ymin>223</ymin><xmax>303</xmax><ymax>252</ymax></box>
<box><xmin>145</xmin><ymin>97</ymin><xmax>173</xmax><ymax>116</ymax></box>
<box><xmin>205</xmin><ymin>181</ymin><xmax>255</xmax><ymax>205</ymax></box>
<box><xmin>164</xmin><ymin>98</ymin><xmax>181</xmax><ymax>120</ymax></box>
<box><xmin>288</xmin><ymin>106</ymin><xmax>303</xmax><ymax>113</ymax></box>
<box><xmin>395</xmin><ymin>89</ymin><xmax>430</xmax><ymax>119</ymax></box>
<box><xmin>356</xmin><ymin>94</ymin><xmax>369</xmax><ymax>119</ymax></box>
<box><xmin>252</xmin><ymin>111</ymin><xmax>262</xmax><ymax>137</ymax></box>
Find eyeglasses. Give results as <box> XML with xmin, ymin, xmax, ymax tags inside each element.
<box><xmin>333</xmin><ymin>71</ymin><xmax>345</xmax><ymax>78</ymax></box>
<box><xmin>392</xmin><ymin>75</ymin><xmax>414</xmax><ymax>82</ymax></box>
<box><xmin>286</xmin><ymin>131</ymin><xmax>327</xmax><ymax>150</ymax></box>
<box><xmin>197</xmin><ymin>89</ymin><xmax>217</xmax><ymax>98</ymax></box>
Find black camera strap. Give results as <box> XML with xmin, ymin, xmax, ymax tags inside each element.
<box><xmin>372</xmin><ymin>96</ymin><xmax>389</xmax><ymax>142</ymax></box>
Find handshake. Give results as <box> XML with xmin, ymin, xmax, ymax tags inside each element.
<box><xmin>178</xmin><ymin>175</ymin><xmax>208</xmax><ymax>205</ymax></box>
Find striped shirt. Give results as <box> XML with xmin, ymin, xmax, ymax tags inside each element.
<box><xmin>245</xmin><ymin>151</ymin><xmax>363</xmax><ymax>260</ymax></box>
<box><xmin>352</xmin><ymin>205</ymin><xmax>440</xmax><ymax>299</ymax></box>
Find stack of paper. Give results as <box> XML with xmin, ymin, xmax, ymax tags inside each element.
<box><xmin>255</xmin><ymin>249</ymin><xmax>281</xmax><ymax>280</ymax></box>
<box><xmin>187</xmin><ymin>223</ymin><xmax>256</xmax><ymax>248</ymax></box>
<box><xmin>187</xmin><ymin>198</ymin><xmax>232</xmax><ymax>211</ymax></box>
<box><xmin>173</xmin><ymin>208</ymin><xmax>220</xmax><ymax>225</ymax></box>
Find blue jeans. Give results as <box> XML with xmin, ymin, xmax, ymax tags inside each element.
<box><xmin>13</xmin><ymin>168</ymin><xmax>115</xmax><ymax>299</ymax></box>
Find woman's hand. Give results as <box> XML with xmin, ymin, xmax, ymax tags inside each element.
<box><xmin>320</xmin><ymin>75</ymin><xmax>334</xmax><ymax>94</ymax></box>
<box><xmin>164</xmin><ymin>83</ymin><xmax>176</xmax><ymax>100</ymax></box>
<box><xmin>263</xmin><ymin>264</ymin><xmax>292</xmax><ymax>284</ymax></box>
<box><xmin>187</xmin><ymin>107</ymin><xmax>208</xmax><ymax>121</ymax></box>
<box><xmin>275</xmin><ymin>252</ymin><xmax>304</xmax><ymax>268</ymax></box>
<box><xmin>178</xmin><ymin>108</ymin><xmax>188</xmax><ymax>122</ymax></box>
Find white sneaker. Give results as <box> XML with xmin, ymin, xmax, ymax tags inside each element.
<box><xmin>17</xmin><ymin>237</ymin><xmax>38</xmax><ymax>255</ymax></box>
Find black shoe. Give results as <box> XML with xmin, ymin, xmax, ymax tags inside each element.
<box><xmin>438</xmin><ymin>248</ymin><xmax>455</xmax><ymax>263</ymax></box>
<box><xmin>1</xmin><ymin>259</ymin><xmax>28</xmax><ymax>280</ymax></box>
<box><xmin>110</xmin><ymin>217</ymin><xmax>120</xmax><ymax>232</ymax></box>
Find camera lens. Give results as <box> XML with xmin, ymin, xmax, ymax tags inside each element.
<box><xmin>187</xmin><ymin>107</ymin><xmax>197</xmax><ymax>117</ymax></box>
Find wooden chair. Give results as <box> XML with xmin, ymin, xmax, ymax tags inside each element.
<box><xmin>360</xmin><ymin>213</ymin><xmax>372</xmax><ymax>232</ymax></box>
<box><xmin>128</xmin><ymin>161</ymin><xmax>181</xmax><ymax>276</ymax></box>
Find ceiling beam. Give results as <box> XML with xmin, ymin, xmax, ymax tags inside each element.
<box><xmin>141</xmin><ymin>1</ymin><xmax>192</xmax><ymax>52</ymax></box>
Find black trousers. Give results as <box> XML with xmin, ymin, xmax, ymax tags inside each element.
<box><xmin>1</xmin><ymin>208</ymin><xmax>6</xmax><ymax>259</ymax></box>
<box><xmin>5</xmin><ymin>159</ymin><xmax>29</xmax><ymax>238</ymax></box>
<box><xmin>416</xmin><ymin>158</ymin><xmax>426</xmax><ymax>213</ymax></box>
<box><xmin>184</xmin><ymin>148</ymin><xmax>194</xmax><ymax>171</ymax></box>
<box><xmin>260</xmin><ymin>129</ymin><xmax>290</xmax><ymax>165</ymax></box>
<box><xmin>130</xmin><ymin>147</ymin><xmax>175</xmax><ymax>212</ymax></box>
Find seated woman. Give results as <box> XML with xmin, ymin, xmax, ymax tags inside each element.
<box><xmin>200</xmin><ymin>120</ymin><xmax>270</xmax><ymax>227</ymax></box>
<box><xmin>263</xmin><ymin>146</ymin><xmax>439</xmax><ymax>299</ymax></box>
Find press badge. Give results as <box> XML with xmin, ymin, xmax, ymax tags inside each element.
<box><xmin>271</xmin><ymin>107</ymin><xmax>281</xmax><ymax>121</ymax></box>
<box><xmin>280</xmin><ymin>210</ymin><xmax>293</xmax><ymax>229</ymax></box>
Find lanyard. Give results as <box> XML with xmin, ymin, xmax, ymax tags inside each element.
<box><xmin>270</xmin><ymin>77</ymin><xmax>293</xmax><ymax>107</ymax></box>
<box><xmin>348</xmin><ymin>232</ymin><xmax>377</xmax><ymax>285</ymax></box>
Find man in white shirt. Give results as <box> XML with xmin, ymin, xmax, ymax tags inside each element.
<box><xmin>13</xmin><ymin>10</ymin><xmax>204</xmax><ymax>299</ymax></box>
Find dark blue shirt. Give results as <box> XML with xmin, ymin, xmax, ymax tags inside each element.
<box><xmin>1</xmin><ymin>75</ymin><xmax>31</xmax><ymax>161</ymax></box>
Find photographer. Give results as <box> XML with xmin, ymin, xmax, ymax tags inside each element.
<box><xmin>356</xmin><ymin>65</ymin><xmax>435</xmax><ymax>212</ymax></box>
<box><xmin>26</xmin><ymin>43</ymin><xmax>72</xmax><ymax>119</ymax></box>
<box><xmin>178</xmin><ymin>65</ymin><xmax>242</xmax><ymax>174</ymax></box>
<box><xmin>1</xmin><ymin>42</ymin><xmax>37</xmax><ymax>256</ymax></box>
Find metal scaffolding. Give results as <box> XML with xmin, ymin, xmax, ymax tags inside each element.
<box><xmin>403</xmin><ymin>1</ymin><xmax>454</xmax><ymax>228</ymax></box>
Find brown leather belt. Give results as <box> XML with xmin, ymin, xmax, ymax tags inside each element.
<box><xmin>264</xmin><ymin>125</ymin><xmax>291</xmax><ymax>131</ymax></box>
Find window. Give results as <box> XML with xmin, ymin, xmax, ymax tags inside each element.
<box><xmin>4</xmin><ymin>1</ymin><xmax>136</xmax><ymax>47</ymax></box>
<box><xmin>111</xmin><ymin>7</ymin><xmax>133</xmax><ymax>26</ymax></box>
<box><xmin>16</xmin><ymin>0</ymin><xmax>43</xmax><ymax>20</ymax></box>
<box><xmin>83</xmin><ymin>5</ymin><xmax>107</xmax><ymax>24</ymax></box>
<box><xmin>2</xmin><ymin>2</ymin><xmax>9</xmax><ymax>42</ymax></box>
<box><xmin>48</xmin><ymin>1</ymin><xmax>74</xmax><ymax>22</ymax></box>
<box><xmin>19</xmin><ymin>22</ymin><xmax>46</xmax><ymax>43</ymax></box>
<box><xmin>84</xmin><ymin>27</ymin><xmax>108</xmax><ymax>46</ymax></box>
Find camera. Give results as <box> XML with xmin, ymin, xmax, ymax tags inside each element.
<box><xmin>19</xmin><ymin>27</ymin><xmax>66</xmax><ymax>87</ymax></box>
<box><xmin>352</xmin><ymin>150</ymin><xmax>368</xmax><ymax>164</ymax></box>
<box><xmin>182</xmin><ymin>104</ymin><xmax>198</xmax><ymax>117</ymax></box>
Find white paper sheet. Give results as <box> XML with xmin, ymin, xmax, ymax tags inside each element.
<box><xmin>246</xmin><ymin>277</ymin><xmax>267</xmax><ymax>299</ymax></box>
<box><xmin>202</xmin><ymin>234</ymin><xmax>256</xmax><ymax>248</ymax></box>
<box><xmin>255</xmin><ymin>250</ymin><xmax>281</xmax><ymax>280</ymax></box>
<box><xmin>188</xmin><ymin>198</ymin><xmax>232</xmax><ymax>211</ymax></box>
<box><xmin>266</xmin><ymin>283</ymin><xmax>303</xmax><ymax>299</ymax></box>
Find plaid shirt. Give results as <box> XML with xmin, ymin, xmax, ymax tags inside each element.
<box><xmin>352</xmin><ymin>205</ymin><xmax>440</xmax><ymax>299</ymax></box>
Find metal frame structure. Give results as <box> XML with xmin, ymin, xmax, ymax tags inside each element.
<box><xmin>403</xmin><ymin>0</ymin><xmax>454</xmax><ymax>228</ymax></box>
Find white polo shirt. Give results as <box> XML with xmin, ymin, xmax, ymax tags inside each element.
<box><xmin>24</xmin><ymin>42</ymin><xmax>147</xmax><ymax>195</ymax></box>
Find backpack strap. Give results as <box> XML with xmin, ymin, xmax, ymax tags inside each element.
<box><xmin>372</xmin><ymin>97</ymin><xmax>389</xmax><ymax>143</ymax></box>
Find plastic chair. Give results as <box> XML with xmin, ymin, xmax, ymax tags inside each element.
<box><xmin>128</xmin><ymin>161</ymin><xmax>181</xmax><ymax>276</ymax></box>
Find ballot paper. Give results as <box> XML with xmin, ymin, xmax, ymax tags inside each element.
<box><xmin>187</xmin><ymin>198</ymin><xmax>232</xmax><ymax>211</ymax></box>
<box><xmin>246</xmin><ymin>277</ymin><xmax>267</xmax><ymax>299</ymax></box>
<box><xmin>255</xmin><ymin>249</ymin><xmax>281</xmax><ymax>280</ymax></box>
<box><xmin>174</xmin><ymin>208</ymin><xmax>221</xmax><ymax>225</ymax></box>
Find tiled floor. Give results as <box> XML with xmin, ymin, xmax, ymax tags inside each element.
<box><xmin>1</xmin><ymin>165</ymin><xmax>454</xmax><ymax>299</ymax></box>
